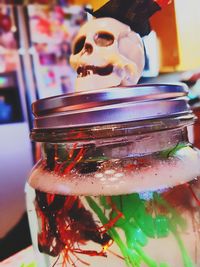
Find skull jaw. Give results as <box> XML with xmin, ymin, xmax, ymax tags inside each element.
<box><xmin>75</xmin><ymin>66</ymin><xmax>142</xmax><ymax>92</ymax></box>
<box><xmin>75</xmin><ymin>73</ymin><xmax>123</xmax><ymax>92</ymax></box>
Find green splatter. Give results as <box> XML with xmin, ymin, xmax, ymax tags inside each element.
<box><xmin>87</xmin><ymin>196</ymin><xmax>167</xmax><ymax>267</ymax></box>
<box><xmin>86</xmin><ymin>196</ymin><xmax>140</xmax><ymax>267</ymax></box>
<box><xmin>154</xmin><ymin>193</ymin><xmax>194</xmax><ymax>267</ymax></box>
<box><xmin>88</xmin><ymin>191</ymin><xmax>194</xmax><ymax>267</ymax></box>
<box><xmin>159</xmin><ymin>143</ymin><xmax>191</xmax><ymax>159</ymax></box>
<box><xmin>110</xmin><ymin>194</ymin><xmax>169</xmax><ymax>239</ymax></box>
<box><xmin>153</xmin><ymin>193</ymin><xmax>186</xmax><ymax>233</ymax></box>
<box><xmin>20</xmin><ymin>262</ymin><xmax>37</xmax><ymax>267</ymax></box>
<box><xmin>154</xmin><ymin>215</ymin><xmax>169</xmax><ymax>238</ymax></box>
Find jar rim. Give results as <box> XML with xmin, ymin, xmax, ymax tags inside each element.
<box><xmin>31</xmin><ymin>83</ymin><xmax>194</xmax><ymax>131</ymax></box>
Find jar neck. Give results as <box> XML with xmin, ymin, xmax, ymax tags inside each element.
<box><xmin>31</xmin><ymin>115</ymin><xmax>194</xmax><ymax>144</ymax></box>
<box><xmin>40</xmin><ymin>126</ymin><xmax>189</xmax><ymax>161</ymax></box>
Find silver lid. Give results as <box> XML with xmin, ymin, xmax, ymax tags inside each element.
<box><xmin>32</xmin><ymin>83</ymin><xmax>193</xmax><ymax>130</ymax></box>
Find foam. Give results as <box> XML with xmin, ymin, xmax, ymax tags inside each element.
<box><xmin>28</xmin><ymin>147</ymin><xmax>200</xmax><ymax>196</ymax></box>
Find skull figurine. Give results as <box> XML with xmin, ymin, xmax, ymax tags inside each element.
<box><xmin>70</xmin><ymin>17</ymin><xmax>145</xmax><ymax>91</ymax></box>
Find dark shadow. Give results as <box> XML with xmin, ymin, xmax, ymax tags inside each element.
<box><xmin>0</xmin><ymin>212</ymin><xmax>32</xmax><ymax>261</ymax></box>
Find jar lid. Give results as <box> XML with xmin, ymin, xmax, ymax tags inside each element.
<box><xmin>32</xmin><ymin>83</ymin><xmax>194</xmax><ymax>129</ymax></box>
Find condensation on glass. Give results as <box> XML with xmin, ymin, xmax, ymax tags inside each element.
<box><xmin>26</xmin><ymin>84</ymin><xmax>200</xmax><ymax>267</ymax></box>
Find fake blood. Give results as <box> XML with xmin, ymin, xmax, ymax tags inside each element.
<box><xmin>35</xmin><ymin>190</ymin><xmax>112</xmax><ymax>265</ymax></box>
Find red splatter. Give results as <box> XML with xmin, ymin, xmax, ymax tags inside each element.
<box><xmin>35</xmin><ymin>192</ymin><xmax>112</xmax><ymax>266</ymax></box>
<box><xmin>154</xmin><ymin>0</ymin><xmax>172</xmax><ymax>8</ymax></box>
<box><xmin>53</xmin><ymin>144</ymin><xmax>86</xmax><ymax>175</ymax></box>
<box><xmin>63</xmin><ymin>147</ymin><xmax>85</xmax><ymax>174</ymax></box>
<box><xmin>186</xmin><ymin>183</ymin><xmax>200</xmax><ymax>206</ymax></box>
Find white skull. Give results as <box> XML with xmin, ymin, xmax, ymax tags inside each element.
<box><xmin>70</xmin><ymin>17</ymin><xmax>145</xmax><ymax>92</ymax></box>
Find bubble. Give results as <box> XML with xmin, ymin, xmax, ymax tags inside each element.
<box><xmin>95</xmin><ymin>173</ymin><xmax>104</xmax><ymax>178</ymax></box>
<box><xmin>114</xmin><ymin>173</ymin><xmax>123</xmax><ymax>178</ymax></box>
<box><xmin>104</xmin><ymin>169</ymin><xmax>115</xmax><ymax>175</ymax></box>
<box><xmin>109</xmin><ymin>177</ymin><xmax>119</xmax><ymax>181</ymax></box>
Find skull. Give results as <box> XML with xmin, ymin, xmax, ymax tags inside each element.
<box><xmin>70</xmin><ymin>17</ymin><xmax>145</xmax><ymax>91</ymax></box>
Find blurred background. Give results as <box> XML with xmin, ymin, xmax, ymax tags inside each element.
<box><xmin>0</xmin><ymin>0</ymin><xmax>200</xmax><ymax>261</ymax></box>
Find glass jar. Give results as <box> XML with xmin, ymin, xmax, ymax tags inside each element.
<box><xmin>26</xmin><ymin>84</ymin><xmax>200</xmax><ymax>267</ymax></box>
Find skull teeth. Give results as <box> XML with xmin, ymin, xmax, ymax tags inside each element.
<box><xmin>77</xmin><ymin>66</ymin><xmax>89</xmax><ymax>77</ymax></box>
<box><xmin>77</xmin><ymin>64</ymin><xmax>114</xmax><ymax>78</ymax></box>
<box><xmin>78</xmin><ymin>71</ymin><xmax>91</xmax><ymax>78</ymax></box>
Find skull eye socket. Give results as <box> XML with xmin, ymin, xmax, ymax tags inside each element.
<box><xmin>73</xmin><ymin>36</ymin><xmax>86</xmax><ymax>54</ymax></box>
<box><xmin>94</xmin><ymin>31</ymin><xmax>114</xmax><ymax>47</ymax></box>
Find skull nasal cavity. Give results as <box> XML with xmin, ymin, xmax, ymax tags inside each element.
<box><xmin>84</xmin><ymin>43</ymin><xmax>93</xmax><ymax>54</ymax></box>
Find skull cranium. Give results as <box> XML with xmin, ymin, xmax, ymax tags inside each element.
<box><xmin>70</xmin><ymin>17</ymin><xmax>145</xmax><ymax>91</ymax></box>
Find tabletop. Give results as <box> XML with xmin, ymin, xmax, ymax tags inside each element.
<box><xmin>1</xmin><ymin>246</ymin><xmax>36</xmax><ymax>267</ymax></box>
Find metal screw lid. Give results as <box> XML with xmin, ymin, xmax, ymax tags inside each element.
<box><xmin>32</xmin><ymin>83</ymin><xmax>194</xmax><ymax>130</ymax></box>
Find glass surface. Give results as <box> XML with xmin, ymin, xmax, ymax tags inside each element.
<box><xmin>27</xmin><ymin>134</ymin><xmax>200</xmax><ymax>267</ymax></box>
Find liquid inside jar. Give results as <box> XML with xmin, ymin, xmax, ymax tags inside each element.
<box><xmin>27</xmin><ymin>141</ymin><xmax>200</xmax><ymax>267</ymax></box>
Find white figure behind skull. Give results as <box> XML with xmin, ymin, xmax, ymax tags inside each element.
<box><xmin>70</xmin><ymin>17</ymin><xmax>145</xmax><ymax>91</ymax></box>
